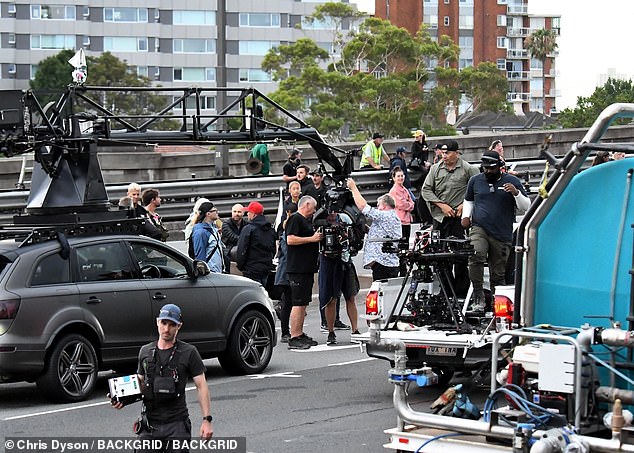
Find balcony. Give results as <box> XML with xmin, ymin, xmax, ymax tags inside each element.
<box><xmin>507</xmin><ymin>4</ymin><xmax>528</xmax><ymax>15</ymax></box>
<box><xmin>507</xmin><ymin>92</ymin><xmax>529</xmax><ymax>102</ymax></box>
<box><xmin>507</xmin><ymin>27</ymin><xmax>531</xmax><ymax>37</ymax></box>
<box><xmin>507</xmin><ymin>70</ymin><xmax>529</xmax><ymax>81</ymax></box>
<box><xmin>507</xmin><ymin>49</ymin><xmax>528</xmax><ymax>59</ymax></box>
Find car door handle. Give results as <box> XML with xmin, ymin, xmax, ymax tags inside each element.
<box><xmin>152</xmin><ymin>293</ymin><xmax>167</xmax><ymax>300</ymax></box>
<box><xmin>85</xmin><ymin>297</ymin><xmax>102</xmax><ymax>304</ymax></box>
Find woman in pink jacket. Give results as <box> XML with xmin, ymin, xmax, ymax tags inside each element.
<box><xmin>389</xmin><ymin>168</ymin><xmax>415</xmax><ymax>276</ymax></box>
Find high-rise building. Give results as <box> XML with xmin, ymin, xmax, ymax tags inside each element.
<box><xmin>0</xmin><ymin>1</ymin><xmax>354</xmax><ymax>108</ymax></box>
<box><xmin>374</xmin><ymin>0</ymin><xmax>560</xmax><ymax>115</ymax></box>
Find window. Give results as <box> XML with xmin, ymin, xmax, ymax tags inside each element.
<box><xmin>303</xmin><ymin>17</ymin><xmax>334</xmax><ymax>30</ymax></box>
<box><xmin>76</xmin><ymin>243</ymin><xmax>134</xmax><ymax>282</ymax></box>
<box><xmin>443</xmin><ymin>16</ymin><xmax>450</xmax><ymax>26</ymax></box>
<box><xmin>7</xmin><ymin>3</ymin><xmax>16</xmax><ymax>14</ymax></box>
<box><xmin>444</xmin><ymin>0</ymin><xmax>450</xmax><ymax>3</ymax></box>
<box><xmin>104</xmin><ymin>7</ymin><xmax>148</xmax><ymax>23</ymax></box>
<box><xmin>530</xmin><ymin>58</ymin><xmax>543</xmax><ymax>70</ymax></box>
<box><xmin>30</xmin><ymin>64</ymin><xmax>38</xmax><ymax>79</ymax></box>
<box><xmin>239</xmin><ymin>13</ymin><xmax>280</xmax><ymax>27</ymax></box>
<box><xmin>136</xmin><ymin>66</ymin><xmax>148</xmax><ymax>78</ymax></box>
<box><xmin>173</xmin><ymin>68</ymin><xmax>216</xmax><ymax>82</ymax></box>
<box><xmin>104</xmin><ymin>37</ymin><xmax>148</xmax><ymax>52</ymax></box>
<box><xmin>497</xmin><ymin>37</ymin><xmax>507</xmax><ymax>49</ymax></box>
<box><xmin>496</xmin><ymin>59</ymin><xmax>506</xmax><ymax>70</ymax></box>
<box><xmin>239</xmin><ymin>69</ymin><xmax>271</xmax><ymax>83</ymax></box>
<box><xmin>239</xmin><ymin>40</ymin><xmax>279</xmax><ymax>55</ymax></box>
<box><xmin>497</xmin><ymin>15</ymin><xmax>507</xmax><ymax>26</ymax></box>
<box><xmin>30</xmin><ymin>35</ymin><xmax>75</xmax><ymax>50</ymax></box>
<box><xmin>130</xmin><ymin>242</ymin><xmax>187</xmax><ymax>279</ymax></box>
<box><xmin>459</xmin><ymin>36</ymin><xmax>473</xmax><ymax>69</ymax></box>
<box><xmin>175</xmin><ymin>96</ymin><xmax>216</xmax><ymax>110</ymax></box>
<box><xmin>173</xmin><ymin>10</ymin><xmax>215</xmax><ymax>25</ymax></box>
<box><xmin>31</xmin><ymin>253</ymin><xmax>70</xmax><ymax>286</ymax></box>
<box><xmin>8</xmin><ymin>34</ymin><xmax>15</xmax><ymax>45</ymax></box>
<box><xmin>497</xmin><ymin>0</ymin><xmax>507</xmax><ymax>3</ymax></box>
<box><xmin>173</xmin><ymin>39</ymin><xmax>216</xmax><ymax>53</ymax></box>
<box><xmin>31</xmin><ymin>5</ymin><xmax>75</xmax><ymax>20</ymax></box>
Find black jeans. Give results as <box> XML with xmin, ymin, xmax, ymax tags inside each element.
<box><xmin>433</xmin><ymin>216</ymin><xmax>469</xmax><ymax>298</ymax></box>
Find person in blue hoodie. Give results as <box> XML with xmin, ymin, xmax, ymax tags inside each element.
<box><xmin>191</xmin><ymin>202</ymin><xmax>224</xmax><ymax>273</ymax></box>
<box><xmin>237</xmin><ymin>201</ymin><xmax>277</xmax><ymax>286</ymax></box>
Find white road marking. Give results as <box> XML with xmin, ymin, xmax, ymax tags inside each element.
<box><xmin>288</xmin><ymin>344</ymin><xmax>359</xmax><ymax>352</ymax></box>
<box><xmin>248</xmin><ymin>371</ymin><xmax>302</xmax><ymax>379</ymax></box>
<box><xmin>328</xmin><ymin>357</ymin><xmax>376</xmax><ymax>367</ymax></box>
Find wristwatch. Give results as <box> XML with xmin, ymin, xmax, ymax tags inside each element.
<box><xmin>203</xmin><ymin>415</ymin><xmax>213</xmax><ymax>422</ymax></box>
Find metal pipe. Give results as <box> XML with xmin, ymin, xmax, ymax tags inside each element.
<box><xmin>597</xmin><ymin>387</ymin><xmax>634</xmax><ymax>405</ymax></box>
<box><xmin>610</xmin><ymin>169</ymin><xmax>633</xmax><ymax>321</ymax></box>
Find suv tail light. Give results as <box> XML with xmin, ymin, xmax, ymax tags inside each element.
<box><xmin>493</xmin><ymin>295</ymin><xmax>513</xmax><ymax>332</ymax></box>
<box><xmin>0</xmin><ymin>298</ymin><xmax>20</xmax><ymax>320</ymax></box>
<box><xmin>366</xmin><ymin>290</ymin><xmax>379</xmax><ymax>316</ymax></box>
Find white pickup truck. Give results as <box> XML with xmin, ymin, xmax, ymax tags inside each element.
<box><xmin>354</xmin><ymin>266</ymin><xmax>515</xmax><ymax>385</ymax></box>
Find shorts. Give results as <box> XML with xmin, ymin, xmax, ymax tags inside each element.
<box><xmin>318</xmin><ymin>255</ymin><xmax>360</xmax><ymax>310</ymax></box>
<box><xmin>287</xmin><ymin>272</ymin><xmax>314</xmax><ymax>307</ymax></box>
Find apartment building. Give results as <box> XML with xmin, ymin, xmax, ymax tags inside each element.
<box><xmin>0</xmin><ymin>1</ymin><xmax>351</xmax><ymax>107</ymax></box>
<box><xmin>374</xmin><ymin>0</ymin><xmax>560</xmax><ymax>115</ymax></box>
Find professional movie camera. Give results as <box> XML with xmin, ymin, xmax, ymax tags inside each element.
<box><xmin>381</xmin><ymin>229</ymin><xmax>478</xmax><ymax>332</ymax></box>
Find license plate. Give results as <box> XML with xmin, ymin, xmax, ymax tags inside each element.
<box><xmin>426</xmin><ymin>346</ymin><xmax>457</xmax><ymax>356</ymax></box>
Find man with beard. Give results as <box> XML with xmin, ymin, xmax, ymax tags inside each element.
<box><xmin>461</xmin><ymin>151</ymin><xmax>529</xmax><ymax>310</ymax></box>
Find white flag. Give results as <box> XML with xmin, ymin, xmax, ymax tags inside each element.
<box><xmin>68</xmin><ymin>48</ymin><xmax>86</xmax><ymax>69</ymax></box>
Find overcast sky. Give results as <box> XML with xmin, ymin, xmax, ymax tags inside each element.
<box><xmin>351</xmin><ymin>0</ymin><xmax>634</xmax><ymax>110</ymax></box>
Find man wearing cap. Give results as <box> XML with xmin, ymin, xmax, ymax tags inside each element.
<box><xmin>360</xmin><ymin>132</ymin><xmax>390</xmax><ymax>170</ymax></box>
<box><xmin>236</xmin><ymin>201</ymin><xmax>277</xmax><ymax>286</ymax></box>
<box><xmin>303</xmin><ymin>168</ymin><xmax>328</xmax><ymax>208</ymax></box>
<box><xmin>422</xmin><ymin>140</ymin><xmax>479</xmax><ymax>297</ymax></box>
<box><xmin>282</xmin><ymin>149</ymin><xmax>302</xmax><ymax>184</ymax></box>
<box><xmin>461</xmin><ymin>151</ymin><xmax>529</xmax><ymax>310</ymax></box>
<box><xmin>191</xmin><ymin>202</ymin><xmax>224</xmax><ymax>273</ymax></box>
<box><xmin>118</xmin><ymin>304</ymin><xmax>213</xmax><ymax>447</ymax></box>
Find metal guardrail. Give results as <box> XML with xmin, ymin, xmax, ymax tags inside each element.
<box><xmin>0</xmin><ymin>157</ymin><xmax>593</xmax><ymax>224</ymax></box>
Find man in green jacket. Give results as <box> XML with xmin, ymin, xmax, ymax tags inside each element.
<box><xmin>249</xmin><ymin>143</ymin><xmax>270</xmax><ymax>175</ymax></box>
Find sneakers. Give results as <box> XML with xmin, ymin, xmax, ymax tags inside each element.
<box><xmin>334</xmin><ymin>320</ymin><xmax>350</xmax><ymax>330</ymax></box>
<box><xmin>280</xmin><ymin>333</ymin><xmax>291</xmax><ymax>343</ymax></box>
<box><xmin>288</xmin><ymin>336</ymin><xmax>311</xmax><ymax>350</ymax></box>
<box><xmin>300</xmin><ymin>333</ymin><xmax>318</xmax><ymax>346</ymax></box>
<box><xmin>351</xmin><ymin>330</ymin><xmax>361</xmax><ymax>335</ymax></box>
<box><xmin>327</xmin><ymin>331</ymin><xmax>337</xmax><ymax>345</ymax></box>
<box><xmin>320</xmin><ymin>323</ymin><xmax>328</xmax><ymax>333</ymax></box>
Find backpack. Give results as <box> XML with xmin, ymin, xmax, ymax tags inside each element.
<box><xmin>187</xmin><ymin>235</ymin><xmax>195</xmax><ymax>259</ymax></box>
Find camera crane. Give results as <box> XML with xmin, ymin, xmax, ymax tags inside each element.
<box><xmin>0</xmin><ymin>84</ymin><xmax>353</xmax><ymax>227</ymax></box>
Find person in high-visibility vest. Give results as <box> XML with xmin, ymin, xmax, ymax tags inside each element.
<box><xmin>360</xmin><ymin>132</ymin><xmax>390</xmax><ymax>170</ymax></box>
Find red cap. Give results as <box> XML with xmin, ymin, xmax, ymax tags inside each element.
<box><xmin>246</xmin><ymin>201</ymin><xmax>264</xmax><ymax>215</ymax></box>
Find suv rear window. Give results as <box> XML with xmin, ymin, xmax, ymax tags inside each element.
<box><xmin>31</xmin><ymin>253</ymin><xmax>71</xmax><ymax>286</ymax></box>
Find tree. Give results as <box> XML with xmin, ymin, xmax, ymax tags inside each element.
<box><xmin>459</xmin><ymin>62</ymin><xmax>510</xmax><ymax>113</ymax></box>
<box><xmin>524</xmin><ymin>28</ymin><xmax>558</xmax><ymax>118</ymax></box>
<box><xmin>558</xmin><ymin>78</ymin><xmax>634</xmax><ymax>128</ymax></box>
<box><xmin>30</xmin><ymin>51</ymin><xmax>177</xmax><ymax>129</ymax></box>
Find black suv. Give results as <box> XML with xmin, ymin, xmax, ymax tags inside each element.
<box><xmin>0</xmin><ymin>234</ymin><xmax>276</xmax><ymax>402</ymax></box>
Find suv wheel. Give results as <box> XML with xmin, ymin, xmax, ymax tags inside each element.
<box><xmin>37</xmin><ymin>334</ymin><xmax>98</xmax><ymax>403</ymax></box>
<box><xmin>218</xmin><ymin>310</ymin><xmax>273</xmax><ymax>375</ymax></box>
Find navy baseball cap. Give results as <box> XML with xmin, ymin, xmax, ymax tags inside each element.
<box><xmin>158</xmin><ymin>304</ymin><xmax>182</xmax><ymax>324</ymax></box>
<box><xmin>481</xmin><ymin>151</ymin><xmax>503</xmax><ymax>168</ymax></box>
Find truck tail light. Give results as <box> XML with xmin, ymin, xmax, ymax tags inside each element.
<box><xmin>366</xmin><ymin>290</ymin><xmax>379</xmax><ymax>316</ymax></box>
<box><xmin>493</xmin><ymin>295</ymin><xmax>513</xmax><ymax>332</ymax></box>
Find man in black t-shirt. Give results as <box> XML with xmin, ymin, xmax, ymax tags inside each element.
<box><xmin>285</xmin><ymin>195</ymin><xmax>322</xmax><ymax>349</ymax></box>
<box><xmin>112</xmin><ymin>304</ymin><xmax>213</xmax><ymax>450</ymax></box>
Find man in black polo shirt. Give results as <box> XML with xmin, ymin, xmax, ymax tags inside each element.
<box><xmin>461</xmin><ymin>151</ymin><xmax>530</xmax><ymax>310</ymax></box>
<box><xmin>285</xmin><ymin>195</ymin><xmax>322</xmax><ymax>349</ymax></box>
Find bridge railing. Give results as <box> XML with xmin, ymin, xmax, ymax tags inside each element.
<box><xmin>0</xmin><ymin>156</ymin><xmax>595</xmax><ymax>224</ymax></box>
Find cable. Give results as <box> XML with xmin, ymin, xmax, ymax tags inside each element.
<box><xmin>415</xmin><ymin>432</ymin><xmax>464</xmax><ymax>452</ymax></box>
